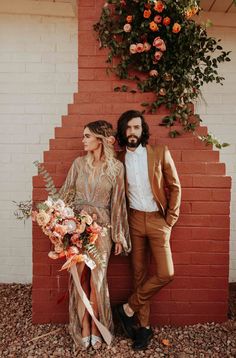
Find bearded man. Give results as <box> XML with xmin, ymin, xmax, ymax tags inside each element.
<box><xmin>116</xmin><ymin>110</ymin><xmax>181</xmax><ymax>351</ymax></box>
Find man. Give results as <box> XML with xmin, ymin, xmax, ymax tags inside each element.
<box><xmin>116</xmin><ymin>110</ymin><xmax>181</xmax><ymax>350</ymax></box>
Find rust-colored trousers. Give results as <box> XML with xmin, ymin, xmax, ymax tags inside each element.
<box><xmin>128</xmin><ymin>209</ymin><xmax>174</xmax><ymax>327</ymax></box>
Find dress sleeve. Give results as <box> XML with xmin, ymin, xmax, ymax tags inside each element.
<box><xmin>110</xmin><ymin>163</ymin><xmax>131</xmax><ymax>254</ymax></box>
<box><xmin>58</xmin><ymin>159</ymin><xmax>78</xmax><ymax>205</ymax></box>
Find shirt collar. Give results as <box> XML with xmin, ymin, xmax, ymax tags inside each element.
<box><xmin>126</xmin><ymin>144</ymin><xmax>145</xmax><ymax>155</ymax></box>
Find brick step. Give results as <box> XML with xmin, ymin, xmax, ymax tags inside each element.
<box><xmin>73</xmin><ymin>92</ymin><xmax>159</xmax><ymax>104</ymax></box>
<box><xmin>50</xmin><ymin>137</ymin><xmax>212</xmax><ymax>151</ymax></box>
<box><xmin>33</xmin><ymin>173</ymin><xmax>230</xmax><ymax>189</ymax></box>
<box><xmin>47</xmin><ymin>160</ymin><xmax>225</xmax><ymax>176</ymax></box>
<box><xmin>43</xmin><ymin>148</ymin><xmax>219</xmax><ymax>163</ymax></box>
<box><xmin>68</xmin><ymin>102</ymin><xmax>195</xmax><ymax>116</ymax></box>
<box><xmin>55</xmin><ymin>125</ymin><xmax>208</xmax><ymax>139</ymax></box>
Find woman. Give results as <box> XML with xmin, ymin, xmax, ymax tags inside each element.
<box><xmin>59</xmin><ymin>120</ymin><xmax>131</xmax><ymax>350</ymax></box>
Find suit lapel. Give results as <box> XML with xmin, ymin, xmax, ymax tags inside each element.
<box><xmin>146</xmin><ymin>144</ymin><xmax>155</xmax><ymax>188</ymax></box>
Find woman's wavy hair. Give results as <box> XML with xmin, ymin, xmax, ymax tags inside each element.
<box><xmin>84</xmin><ymin>120</ymin><xmax>119</xmax><ymax>181</ymax></box>
<box><xmin>116</xmin><ymin>110</ymin><xmax>150</xmax><ymax>147</ymax></box>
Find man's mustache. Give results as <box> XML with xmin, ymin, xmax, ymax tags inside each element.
<box><xmin>127</xmin><ymin>135</ymin><xmax>139</xmax><ymax>140</ymax></box>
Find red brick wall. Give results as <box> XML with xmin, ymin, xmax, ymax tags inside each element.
<box><xmin>32</xmin><ymin>0</ymin><xmax>231</xmax><ymax>325</ymax></box>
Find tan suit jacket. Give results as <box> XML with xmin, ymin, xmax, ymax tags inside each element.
<box><xmin>117</xmin><ymin>144</ymin><xmax>181</xmax><ymax>227</ymax></box>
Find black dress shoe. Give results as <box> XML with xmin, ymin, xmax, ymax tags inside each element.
<box><xmin>132</xmin><ymin>327</ymin><xmax>153</xmax><ymax>351</ymax></box>
<box><xmin>116</xmin><ymin>304</ymin><xmax>136</xmax><ymax>339</ymax></box>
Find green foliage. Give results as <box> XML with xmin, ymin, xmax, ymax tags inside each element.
<box><xmin>33</xmin><ymin>161</ymin><xmax>59</xmax><ymax>200</ymax></box>
<box><xmin>13</xmin><ymin>199</ymin><xmax>32</xmax><ymax>221</ymax></box>
<box><xmin>197</xmin><ymin>133</ymin><xmax>230</xmax><ymax>149</ymax></box>
<box><xmin>94</xmin><ymin>0</ymin><xmax>231</xmax><ymax>143</ymax></box>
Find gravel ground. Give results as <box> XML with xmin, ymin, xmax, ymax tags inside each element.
<box><xmin>0</xmin><ymin>284</ymin><xmax>236</xmax><ymax>357</ymax></box>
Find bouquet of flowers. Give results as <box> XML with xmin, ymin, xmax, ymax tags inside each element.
<box><xmin>14</xmin><ymin>161</ymin><xmax>104</xmax><ymax>271</ymax></box>
<box><xmin>32</xmin><ymin>197</ymin><xmax>104</xmax><ymax>270</ymax></box>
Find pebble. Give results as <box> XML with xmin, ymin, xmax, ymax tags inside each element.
<box><xmin>0</xmin><ymin>283</ymin><xmax>236</xmax><ymax>357</ymax></box>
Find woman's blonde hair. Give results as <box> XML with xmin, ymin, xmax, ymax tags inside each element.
<box><xmin>84</xmin><ymin>120</ymin><xmax>119</xmax><ymax>181</ymax></box>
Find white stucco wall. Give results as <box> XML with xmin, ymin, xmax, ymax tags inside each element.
<box><xmin>0</xmin><ymin>10</ymin><xmax>77</xmax><ymax>282</ymax></box>
<box><xmin>196</xmin><ymin>26</ymin><xmax>236</xmax><ymax>282</ymax></box>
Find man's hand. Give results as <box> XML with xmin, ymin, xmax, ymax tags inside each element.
<box><xmin>114</xmin><ymin>242</ymin><xmax>123</xmax><ymax>255</ymax></box>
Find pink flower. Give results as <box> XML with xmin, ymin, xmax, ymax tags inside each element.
<box><xmin>129</xmin><ymin>44</ymin><xmax>137</xmax><ymax>54</ymax></box>
<box><xmin>123</xmin><ymin>23</ymin><xmax>132</xmax><ymax>32</ymax></box>
<box><xmin>154</xmin><ymin>15</ymin><xmax>162</xmax><ymax>23</ymax></box>
<box><xmin>136</xmin><ymin>43</ymin><xmax>144</xmax><ymax>53</ymax></box>
<box><xmin>153</xmin><ymin>37</ymin><xmax>166</xmax><ymax>51</ymax></box>
<box><xmin>149</xmin><ymin>69</ymin><xmax>158</xmax><ymax>77</ymax></box>
<box><xmin>154</xmin><ymin>51</ymin><xmax>163</xmax><ymax>61</ymax></box>
<box><xmin>143</xmin><ymin>42</ymin><xmax>151</xmax><ymax>52</ymax></box>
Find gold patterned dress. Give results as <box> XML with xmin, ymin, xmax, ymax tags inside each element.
<box><xmin>59</xmin><ymin>156</ymin><xmax>131</xmax><ymax>346</ymax></box>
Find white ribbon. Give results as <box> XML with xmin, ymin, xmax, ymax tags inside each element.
<box><xmin>70</xmin><ymin>264</ymin><xmax>112</xmax><ymax>346</ymax></box>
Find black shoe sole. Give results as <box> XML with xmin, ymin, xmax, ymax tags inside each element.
<box><xmin>132</xmin><ymin>332</ymin><xmax>153</xmax><ymax>351</ymax></box>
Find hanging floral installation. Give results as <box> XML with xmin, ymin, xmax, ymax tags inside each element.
<box><xmin>94</xmin><ymin>0</ymin><xmax>231</xmax><ymax>147</ymax></box>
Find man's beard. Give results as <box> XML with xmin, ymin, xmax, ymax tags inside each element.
<box><xmin>125</xmin><ymin>135</ymin><xmax>142</xmax><ymax>148</ymax></box>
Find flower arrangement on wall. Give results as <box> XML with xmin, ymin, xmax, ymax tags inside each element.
<box><xmin>94</xmin><ymin>0</ymin><xmax>231</xmax><ymax>147</ymax></box>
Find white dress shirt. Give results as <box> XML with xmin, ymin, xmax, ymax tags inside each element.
<box><xmin>125</xmin><ymin>145</ymin><xmax>159</xmax><ymax>212</ymax></box>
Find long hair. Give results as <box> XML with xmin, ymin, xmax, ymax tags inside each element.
<box><xmin>84</xmin><ymin>120</ymin><xmax>119</xmax><ymax>181</ymax></box>
<box><xmin>116</xmin><ymin>110</ymin><xmax>150</xmax><ymax>147</ymax></box>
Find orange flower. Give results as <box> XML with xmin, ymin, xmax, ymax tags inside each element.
<box><xmin>126</xmin><ymin>15</ymin><xmax>133</xmax><ymax>23</ymax></box>
<box><xmin>149</xmin><ymin>21</ymin><xmax>158</xmax><ymax>32</ymax></box>
<box><xmin>143</xmin><ymin>9</ymin><xmax>151</xmax><ymax>19</ymax></box>
<box><xmin>163</xmin><ymin>17</ymin><xmax>171</xmax><ymax>26</ymax></box>
<box><xmin>172</xmin><ymin>22</ymin><xmax>181</xmax><ymax>33</ymax></box>
<box><xmin>154</xmin><ymin>1</ymin><xmax>165</xmax><ymax>13</ymax></box>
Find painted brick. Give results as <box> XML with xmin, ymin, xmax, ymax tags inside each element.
<box><xmin>29</xmin><ymin>2</ymin><xmax>233</xmax><ymax>327</ymax></box>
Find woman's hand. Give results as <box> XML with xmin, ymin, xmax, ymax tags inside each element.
<box><xmin>114</xmin><ymin>242</ymin><xmax>123</xmax><ymax>255</ymax></box>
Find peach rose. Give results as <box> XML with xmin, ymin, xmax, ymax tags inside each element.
<box><xmin>126</xmin><ymin>15</ymin><xmax>133</xmax><ymax>23</ymax></box>
<box><xmin>154</xmin><ymin>51</ymin><xmax>163</xmax><ymax>61</ymax></box>
<box><xmin>154</xmin><ymin>1</ymin><xmax>165</xmax><ymax>13</ymax></box>
<box><xmin>149</xmin><ymin>69</ymin><xmax>158</xmax><ymax>77</ymax></box>
<box><xmin>53</xmin><ymin>224</ymin><xmax>67</xmax><ymax>237</ymax></box>
<box><xmin>136</xmin><ymin>43</ymin><xmax>144</xmax><ymax>53</ymax></box>
<box><xmin>143</xmin><ymin>9</ymin><xmax>151</xmax><ymax>19</ymax></box>
<box><xmin>154</xmin><ymin>15</ymin><xmax>162</xmax><ymax>24</ymax></box>
<box><xmin>123</xmin><ymin>23</ymin><xmax>132</xmax><ymax>32</ymax></box>
<box><xmin>36</xmin><ymin>211</ymin><xmax>51</xmax><ymax>227</ymax></box>
<box><xmin>149</xmin><ymin>21</ymin><xmax>158</xmax><ymax>31</ymax></box>
<box><xmin>153</xmin><ymin>37</ymin><xmax>166</xmax><ymax>51</ymax></box>
<box><xmin>163</xmin><ymin>17</ymin><xmax>171</xmax><ymax>26</ymax></box>
<box><xmin>143</xmin><ymin>42</ymin><xmax>151</xmax><ymax>52</ymax></box>
<box><xmin>172</xmin><ymin>23</ymin><xmax>181</xmax><ymax>33</ymax></box>
<box><xmin>129</xmin><ymin>44</ymin><xmax>137</xmax><ymax>54</ymax></box>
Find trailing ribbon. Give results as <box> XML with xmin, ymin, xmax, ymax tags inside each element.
<box><xmin>70</xmin><ymin>264</ymin><xmax>112</xmax><ymax>346</ymax></box>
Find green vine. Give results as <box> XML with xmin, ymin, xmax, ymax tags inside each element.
<box><xmin>94</xmin><ymin>0</ymin><xmax>231</xmax><ymax>147</ymax></box>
